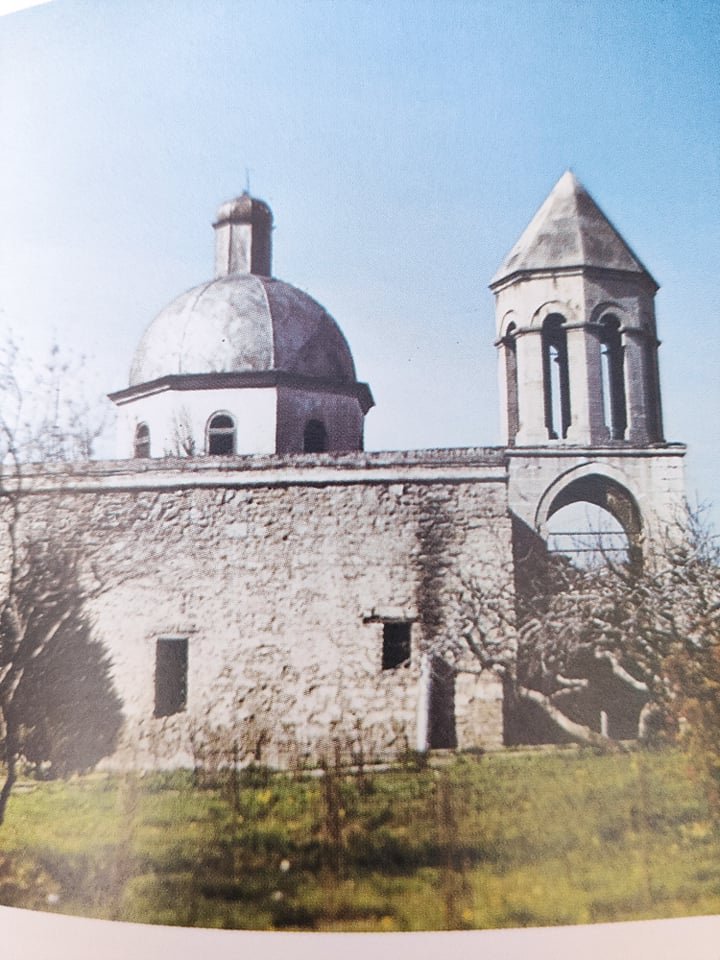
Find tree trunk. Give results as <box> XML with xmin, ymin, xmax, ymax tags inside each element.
<box><xmin>516</xmin><ymin>685</ymin><xmax>609</xmax><ymax>746</ymax></box>
<box><xmin>0</xmin><ymin>734</ymin><xmax>18</xmax><ymax>827</ymax></box>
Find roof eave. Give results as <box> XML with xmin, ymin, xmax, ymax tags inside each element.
<box><xmin>489</xmin><ymin>263</ymin><xmax>659</xmax><ymax>294</ymax></box>
<box><xmin>109</xmin><ymin>371</ymin><xmax>375</xmax><ymax>414</ymax></box>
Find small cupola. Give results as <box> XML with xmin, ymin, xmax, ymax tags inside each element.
<box><xmin>213</xmin><ymin>193</ymin><xmax>273</xmax><ymax>278</ymax></box>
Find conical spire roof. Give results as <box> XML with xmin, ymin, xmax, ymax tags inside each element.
<box><xmin>491</xmin><ymin>171</ymin><xmax>656</xmax><ymax>288</ymax></box>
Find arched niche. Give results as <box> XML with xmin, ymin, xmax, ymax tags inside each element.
<box><xmin>134</xmin><ymin>422</ymin><xmax>150</xmax><ymax>459</ymax></box>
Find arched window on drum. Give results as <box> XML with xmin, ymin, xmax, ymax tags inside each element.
<box><xmin>207</xmin><ymin>413</ymin><xmax>236</xmax><ymax>455</ymax></box>
<box><xmin>303</xmin><ymin>419</ymin><xmax>328</xmax><ymax>453</ymax></box>
<box><xmin>134</xmin><ymin>422</ymin><xmax>150</xmax><ymax>458</ymax></box>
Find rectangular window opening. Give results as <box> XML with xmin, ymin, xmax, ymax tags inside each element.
<box><xmin>154</xmin><ymin>637</ymin><xmax>188</xmax><ymax>717</ymax></box>
<box><xmin>382</xmin><ymin>622</ymin><xmax>411</xmax><ymax>670</ymax></box>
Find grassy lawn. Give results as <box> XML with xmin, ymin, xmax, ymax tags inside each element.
<box><xmin>0</xmin><ymin>748</ymin><xmax>719</xmax><ymax>930</ymax></box>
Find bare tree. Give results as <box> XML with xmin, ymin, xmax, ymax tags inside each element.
<box><xmin>165</xmin><ymin>406</ymin><xmax>197</xmax><ymax>457</ymax></box>
<box><xmin>1</xmin><ymin>338</ymin><xmax>108</xmax><ymax>464</ymax></box>
<box><xmin>450</xmin><ymin>509</ymin><xmax>720</xmax><ymax>749</ymax></box>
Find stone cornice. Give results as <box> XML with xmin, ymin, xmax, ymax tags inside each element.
<box><xmin>109</xmin><ymin>371</ymin><xmax>375</xmax><ymax>414</ymax></box>
<box><xmin>489</xmin><ymin>264</ymin><xmax>659</xmax><ymax>296</ymax></box>
<box><xmin>506</xmin><ymin>443</ymin><xmax>685</xmax><ymax>459</ymax></box>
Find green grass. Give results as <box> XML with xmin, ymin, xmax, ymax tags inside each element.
<box><xmin>0</xmin><ymin>748</ymin><xmax>719</xmax><ymax>930</ymax></box>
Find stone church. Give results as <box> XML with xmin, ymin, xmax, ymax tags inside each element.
<box><xmin>27</xmin><ymin>172</ymin><xmax>687</xmax><ymax>767</ymax></box>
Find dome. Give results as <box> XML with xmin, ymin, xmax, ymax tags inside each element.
<box><xmin>129</xmin><ymin>274</ymin><xmax>358</xmax><ymax>387</ymax></box>
<box><xmin>112</xmin><ymin>192</ymin><xmax>373</xmax><ymax>460</ymax></box>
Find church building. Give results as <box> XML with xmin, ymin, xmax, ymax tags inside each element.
<box><xmin>27</xmin><ymin>173</ymin><xmax>688</xmax><ymax>767</ymax></box>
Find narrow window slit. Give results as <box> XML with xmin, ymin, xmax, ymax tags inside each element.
<box><xmin>303</xmin><ymin>419</ymin><xmax>328</xmax><ymax>453</ymax></box>
<box><xmin>154</xmin><ymin>637</ymin><xmax>188</xmax><ymax>717</ymax></box>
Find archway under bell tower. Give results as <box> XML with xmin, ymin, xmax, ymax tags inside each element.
<box><xmin>539</xmin><ymin>471</ymin><xmax>642</xmax><ymax>567</ymax></box>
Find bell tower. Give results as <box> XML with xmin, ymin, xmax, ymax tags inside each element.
<box><xmin>493</xmin><ymin>173</ymin><xmax>685</xmax><ymax>553</ymax></box>
<box><xmin>491</xmin><ymin>171</ymin><xmax>663</xmax><ymax>448</ymax></box>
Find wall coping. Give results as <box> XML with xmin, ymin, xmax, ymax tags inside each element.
<box><xmin>2</xmin><ymin>447</ymin><xmax>510</xmax><ymax>495</ymax></box>
<box><xmin>0</xmin><ymin>444</ymin><xmax>685</xmax><ymax>495</ymax></box>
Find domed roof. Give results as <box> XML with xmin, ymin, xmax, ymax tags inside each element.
<box><xmin>129</xmin><ymin>274</ymin><xmax>358</xmax><ymax>387</ymax></box>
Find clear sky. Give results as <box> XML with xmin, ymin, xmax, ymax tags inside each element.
<box><xmin>0</xmin><ymin>0</ymin><xmax>718</xmax><ymax>513</ymax></box>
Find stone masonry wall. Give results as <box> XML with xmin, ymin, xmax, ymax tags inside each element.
<box><xmin>14</xmin><ymin>449</ymin><xmax>511</xmax><ymax>769</ymax></box>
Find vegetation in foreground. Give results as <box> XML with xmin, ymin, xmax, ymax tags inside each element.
<box><xmin>0</xmin><ymin>748</ymin><xmax>719</xmax><ymax>931</ymax></box>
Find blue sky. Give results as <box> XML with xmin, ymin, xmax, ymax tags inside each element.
<box><xmin>0</xmin><ymin>0</ymin><xmax>718</xmax><ymax>512</ymax></box>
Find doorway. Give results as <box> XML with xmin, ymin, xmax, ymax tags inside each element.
<box><xmin>428</xmin><ymin>657</ymin><xmax>457</xmax><ymax>749</ymax></box>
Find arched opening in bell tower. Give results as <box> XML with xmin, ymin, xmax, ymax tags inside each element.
<box><xmin>503</xmin><ymin>323</ymin><xmax>519</xmax><ymax>444</ymax></box>
<box><xmin>599</xmin><ymin>315</ymin><xmax>627</xmax><ymax>441</ymax></box>
<box><xmin>542</xmin><ymin>315</ymin><xmax>571</xmax><ymax>439</ymax></box>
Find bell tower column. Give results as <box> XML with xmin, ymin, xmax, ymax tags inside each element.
<box><xmin>513</xmin><ymin>329</ymin><xmax>546</xmax><ymax>445</ymax></box>
<box><xmin>623</xmin><ymin>328</ymin><xmax>664</xmax><ymax>445</ymax></box>
<box><xmin>624</xmin><ymin>328</ymin><xmax>651</xmax><ymax>444</ymax></box>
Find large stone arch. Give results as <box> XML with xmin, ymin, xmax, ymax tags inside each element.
<box><xmin>535</xmin><ymin>462</ymin><xmax>643</xmax><ymax>555</ymax></box>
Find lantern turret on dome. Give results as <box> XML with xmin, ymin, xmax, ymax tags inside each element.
<box><xmin>213</xmin><ymin>192</ymin><xmax>273</xmax><ymax>278</ymax></box>
<box><xmin>110</xmin><ymin>194</ymin><xmax>373</xmax><ymax>459</ymax></box>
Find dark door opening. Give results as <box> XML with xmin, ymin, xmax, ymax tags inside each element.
<box><xmin>428</xmin><ymin>657</ymin><xmax>457</xmax><ymax>749</ymax></box>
